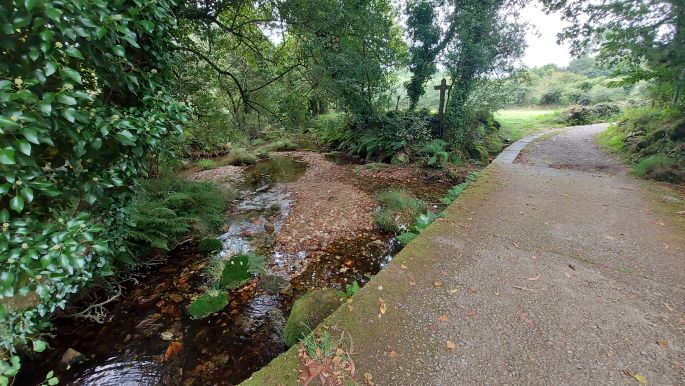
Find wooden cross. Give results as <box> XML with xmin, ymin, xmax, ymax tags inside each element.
<box><xmin>434</xmin><ymin>78</ymin><xmax>450</xmax><ymax>119</ymax></box>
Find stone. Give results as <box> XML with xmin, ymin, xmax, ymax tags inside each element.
<box><xmin>283</xmin><ymin>288</ymin><xmax>346</xmax><ymax>347</ymax></box>
<box><xmin>60</xmin><ymin>348</ymin><xmax>84</xmax><ymax>366</ymax></box>
<box><xmin>160</xmin><ymin>331</ymin><xmax>174</xmax><ymax>341</ymax></box>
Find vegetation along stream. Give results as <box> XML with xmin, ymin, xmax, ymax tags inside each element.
<box><xmin>18</xmin><ymin>154</ymin><xmax>461</xmax><ymax>385</ymax></box>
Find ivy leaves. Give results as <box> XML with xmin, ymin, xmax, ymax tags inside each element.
<box><xmin>0</xmin><ymin>0</ymin><xmax>186</xmax><ymax>374</ymax></box>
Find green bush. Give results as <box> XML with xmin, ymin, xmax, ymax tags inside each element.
<box><xmin>0</xmin><ymin>0</ymin><xmax>185</xmax><ymax>371</ymax></box>
<box><xmin>126</xmin><ymin>177</ymin><xmax>228</xmax><ymax>253</ymax></box>
<box><xmin>597</xmin><ymin>108</ymin><xmax>684</xmax><ymax>183</ymax></box>
<box><xmin>222</xmin><ymin>149</ymin><xmax>258</xmax><ymax>166</ymax></box>
<box><xmin>187</xmin><ymin>291</ymin><xmax>229</xmax><ymax>319</ymax></box>
<box><xmin>590</xmin><ymin>102</ymin><xmax>621</xmax><ymax>119</ymax></box>
<box><xmin>374</xmin><ymin>190</ymin><xmax>426</xmax><ymax>233</ymax></box>
<box><xmin>563</xmin><ymin>105</ymin><xmax>593</xmax><ymax>125</ymax></box>
<box><xmin>265</xmin><ymin>139</ymin><xmax>299</xmax><ymax>152</ymax></box>
<box><xmin>283</xmin><ymin>289</ymin><xmax>345</xmax><ymax>347</ymax></box>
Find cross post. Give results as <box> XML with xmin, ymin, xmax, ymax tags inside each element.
<box><xmin>434</xmin><ymin>78</ymin><xmax>450</xmax><ymax>120</ymax></box>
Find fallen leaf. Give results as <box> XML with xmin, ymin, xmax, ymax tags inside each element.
<box><xmin>468</xmin><ymin>287</ymin><xmax>477</xmax><ymax>294</ymax></box>
<box><xmin>439</xmin><ymin>314</ymin><xmax>449</xmax><ymax>322</ymax></box>
<box><xmin>656</xmin><ymin>339</ymin><xmax>668</xmax><ymax>347</ymax></box>
<box><xmin>400</xmin><ymin>264</ymin><xmax>408</xmax><ymax>269</ymax></box>
<box><xmin>623</xmin><ymin>370</ymin><xmax>648</xmax><ymax>384</ymax></box>
<box><xmin>446</xmin><ymin>340</ymin><xmax>456</xmax><ymax>350</ymax></box>
<box><xmin>408</xmin><ymin>280</ymin><xmax>416</xmax><ymax>286</ymax></box>
<box><xmin>388</xmin><ymin>350</ymin><xmax>398</xmax><ymax>358</ymax></box>
<box><xmin>527</xmin><ymin>275</ymin><xmax>541</xmax><ymax>281</ymax></box>
<box><xmin>377</xmin><ymin>285</ymin><xmax>383</xmax><ymax>291</ymax></box>
<box><xmin>433</xmin><ymin>280</ymin><xmax>443</xmax><ymax>287</ymax></box>
<box><xmin>163</xmin><ymin>341</ymin><xmax>183</xmax><ymax>361</ymax></box>
<box><xmin>530</xmin><ymin>255</ymin><xmax>538</xmax><ymax>260</ymax></box>
<box><xmin>378</xmin><ymin>298</ymin><xmax>387</xmax><ymax>318</ymax></box>
<box><xmin>449</xmin><ymin>288</ymin><xmax>459</xmax><ymax>294</ymax></box>
<box><xmin>363</xmin><ymin>372</ymin><xmax>375</xmax><ymax>385</ymax></box>
<box><xmin>465</xmin><ymin>310</ymin><xmax>477</xmax><ymax>317</ymax></box>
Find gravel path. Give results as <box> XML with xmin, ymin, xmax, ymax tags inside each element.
<box><xmin>244</xmin><ymin>124</ymin><xmax>685</xmax><ymax>385</ymax></box>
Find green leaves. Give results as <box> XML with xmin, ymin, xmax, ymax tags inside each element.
<box><xmin>9</xmin><ymin>196</ymin><xmax>24</xmax><ymax>212</ymax></box>
<box><xmin>60</xmin><ymin>67</ymin><xmax>82</xmax><ymax>84</ymax></box>
<box><xmin>0</xmin><ymin>147</ymin><xmax>16</xmax><ymax>165</ymax></box>
<box><xmin>113</xmin><ymin>45</ymin><xmax>125</xmax><ymax>57</ymax></box>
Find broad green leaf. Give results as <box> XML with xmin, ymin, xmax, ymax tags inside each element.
<box><xmin>0</xmin><ymin>184</ymin><xmax>9</xmax><ymax>195</ymax></box>
<box><xmin>21</xmin><ymin>187</ymin><xmax>34</xmax><ymax>202</ymax></box>
<box><xmin>38</xmin><ymin>102</ymin><xmax>52</xmax><ymax>115</ymax></box>
<box><xmin>44</xmin><ymin>6</ymin><xmax>62</xmax><ymax>21</ymax></box>
<box><xmin>0</xmin><ymin>80</ymin><xmax>11</xmax><ymax>91</ymax></box>
<box><xmin>62</xmin><ymin>108</ymin><xmax>76</xmax><ymax>123</ymax></box>
<box><xmin>65</xmin><ymin>46</ymin><xmax>84</xmax><ymax>59</ymax></box>
<box><xmin>22</xmin><ymin>127</ymin><xmax>39</xmax><ymax>144</ymax></box>
<box><xmin>32</xmin><ymin>339</ymin><xmax>47</xmax><ymax>353</ymax></box>
<box><xmin>0</xmin><ymin>117</ymin><xmax>20</xmax><ymax>128</ymax></box>
<box><xmin>16</xmin><ymin>140</ymin><xmax>31</xmax><ymax>156</ymax></box>
<box><xmin>10</xmin><ymin>196</ymin><xmax>24</xmax><ymax>212</ymax></box>
<box><xmin>60</xmin><ymin>68</ymin><xmax>82</xmax><ymax>84</ymax></box>
<box><xmin>58</xmin><ymin>95</ymin><xmax>76</xmax><ymax>105</ymax></box>
<box><xmin>113</xmin><ymin>45</ymin><xmax>125</xmax><ymax>57</ymax></box>
<box><xmin>44</xmin><ymin>61</ymin><xmax>57</xmax><ymax>76</ymax></box>
<box><xmin>0</xmin><ymin>147</ymin><xmax>16</xmax><ymax>165</ymax></box>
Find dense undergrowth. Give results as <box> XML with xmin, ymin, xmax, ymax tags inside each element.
<box><xmin>597</xmin><ymin>108</ymin><xmax>684</xmax><ymax>184</ymax></box>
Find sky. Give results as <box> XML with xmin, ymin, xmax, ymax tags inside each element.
<box><xmin>520</xmin><ymin>3</ymin><xmax>572</xmax><ymax>68</ymax></box>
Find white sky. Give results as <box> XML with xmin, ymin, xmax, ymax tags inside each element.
<box><xmin>520</xmin><ymin>3</ymin><xmax>572</xmax><ymax>68</ymax></box>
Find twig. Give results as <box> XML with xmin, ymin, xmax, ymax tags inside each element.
<box><xmin>513</xmin><ymin>286</ymin><xmax>535</xmax><ymax>292</ymax></box>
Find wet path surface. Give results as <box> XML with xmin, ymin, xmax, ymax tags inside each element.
<box><xmin>246</xmin><ymin>124</ymin><xmax>685</xmax><ymax>385</ymax></box>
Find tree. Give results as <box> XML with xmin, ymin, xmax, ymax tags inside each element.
<box><xmin>404</xmin><ymin>0</ymin><xmax>441</xmax><ymax>110</ymax></box>
<box><xmin>542</xmin><ymin>0</ymin><xmax>685</xmax><ymax>106</ymax></box>
<box><xmin>0</xmin><ymin>0</ymin><xmax>185</xmax><ymax>375</ymax></box>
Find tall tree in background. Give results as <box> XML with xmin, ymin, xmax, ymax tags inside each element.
<box><xmin>542</xmin><ymin>0</ymin><xmax>685</xmax><ymax>107</ymax></box>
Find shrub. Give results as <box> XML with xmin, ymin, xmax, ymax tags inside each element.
<box><xmin>374</xmin><ymin>190</ymin><xmax>426</xmax><ymax>233</ymax></box>
<box><xmin>126</xmin><ymin>177</ymin><xmax>228</xmax><ymax>253</ymax></box>
<box><xmin>197</xmin><ymin>159</ymin><xmax>219</xmax><ymax>170</ymax></box>
<box><xmin>0</xmin><ymin>0</ymin><xmax>185</xmax><ymax>370</ymax></box>
<box><xmin>187</xmin><ymin>291</ymin><xmax>229</xmax><ymax>319</ymax></box>
<box><xmin>563</xmin><ymin>105</ymin><xmax>593</xmax><ymax>125</ymax></box>
<box><xmin>283</xmin><ymin>289</ymin><xmax>345</xmax><ymax>347</ymax></box>
<box><xmin>591</xmin><ymin>102</ymin><xmax>621</xmax><ymax>119</ymax></box>
<box><xmin>265</xmin><ymin>139</ymin><xmax>299</xmax><ymax>152</ymax></box>
<box><xmin>222</xmin><ymin>149</ymin><xmax>257</xmax><ymax>166</ymax></box>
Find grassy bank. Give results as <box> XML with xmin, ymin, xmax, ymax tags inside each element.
<box><xmin>495</xmin><ymin>109</ymin><xmax>562</xmax><ymax>141</ymax></box>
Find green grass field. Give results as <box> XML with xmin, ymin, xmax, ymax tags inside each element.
<box><xmin>495</xmin><ymin>109</ymin><xmax>563</xmax><ymax>141</ymax></box>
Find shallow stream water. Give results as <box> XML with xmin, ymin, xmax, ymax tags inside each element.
<box><xmin>18</xmin><ymin>156</ymin><xmax>401</xmax><ymax>386</ymax></box>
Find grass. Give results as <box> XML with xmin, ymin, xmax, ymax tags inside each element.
<box><xmin>197</xmin><ymin>159</ymin><xmax>219</xmax><ymax>170</ymax></box>
<box><xmin>495</xmin><ymin>108</ymin><xmax>562</xmax><ymax>141</ymax></box>
<box><xmin>374</xmin><ymin>190</ymin><xmax>426</xmax><ymax>233</ymax></box>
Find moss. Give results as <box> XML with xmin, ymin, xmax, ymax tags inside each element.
<box><xmin>283</xmin><ymin>288</ymin><xmax>346</xmax><ymax>347</ymax></box>
<box><xmin>197</xmin><ymin>237</ymin><xmax>223</xmax><ymax>253</ymax></box>
<box><xmin>187</xmin><ymin>291</ymin><xmax>229</xmax><ymax>319</ymax></box>
<box><xmin>219</xmin><ymin>254</ymin><xmax>252</xmax><ymax>289</ymax></box>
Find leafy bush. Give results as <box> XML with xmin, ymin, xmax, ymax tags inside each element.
<box><xmin>265</xmin><ymin>139</ymin><xmax>299</xmax><ymax>152</ymax></box>
<box><xmin>126</xmin><ymin>177</ymin><xmax>228</xmax><ymax>253</ymax></box>
<box><xmin>590</xmin><ymin>102</ymin><xmax>621</xmax><ymax>119</ymax></box>
<box><xmin>223</xmin><ymin>148</ymin><xmax>258</xmax><ymax>166</ymax></box>
<box><xmin>397</xmin><ymin>211</ymin><xmax>438</xmax><ymax>245</ymax></box>
<box><xmin>0</xmin><ymin>0</ymin><xmax>185</xmax><ymax>372</ymax></box>
<box><xmin>563</xmin><ymin>105</ymin><xmax>593</xmax><ymax>125</ymax></box>
<box><xmin>187</xmin><ymin>291</ymin><xmax>229</xmax><ymax>319</ymax></box>
<box><xmin>597</xmin><ymin>108</ymin><xmax>684</xmax><ymax>183</ymax></box>
<box><xmin>419</xmin><ymin>139</ymin><xmax>450</xmax><ymax>168</ymax></box>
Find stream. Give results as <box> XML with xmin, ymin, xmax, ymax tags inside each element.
<box><xmin>19</xmin><ymin>156</ymin><xmax>403</xmax><ymax>386</ymax></box>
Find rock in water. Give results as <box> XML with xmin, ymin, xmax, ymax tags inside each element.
<box><xmin>283</xmin><ymin>288</ymin><xmax>345</xmax><ymax>346</ymax></box>
<box><xmin>60</xmin><ymin>348</ymin><xmax>84</xmax><ymax>366</ymax></box>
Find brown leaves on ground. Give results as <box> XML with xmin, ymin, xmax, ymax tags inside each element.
<box><xmin>527</xmin><ymin>274</ymin><xmax>541</xmax><ymax>281</ymax></box>
<box><xmin>439</xmin><ymin>314</ymin><xmax>449</xmax><ymax>322</ymax></box>
<box><xmin>433</xmin><ymin>280</ymin><xmax>443</xmax><ymax>287</ymax></box>
<box><xmin>297</xmin><ymin>340</ymin><xmax>355</xmax><ymax>386</ymax></box>
<box><xmin>388</xmin><ymin>350</ymin><xmax>398</xmax><ymax>358</ymax></box>
<box><xmin>446</xmin><ymin>340</ymin><xmax>457</xmax><ymax>350</ymax></box>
